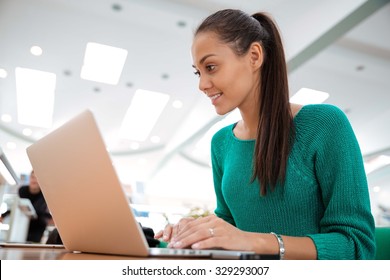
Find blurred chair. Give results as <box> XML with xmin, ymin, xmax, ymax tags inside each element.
<box><xmin>375</xmin><ymin>227</ymin><xmax>390</xmax><ymax>260</ymax></box>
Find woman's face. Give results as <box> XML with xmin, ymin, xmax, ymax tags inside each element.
<box><xmin>191</xmin><ymin>31</ymin><xmax>261</xmax><ymax>115</ymax></box>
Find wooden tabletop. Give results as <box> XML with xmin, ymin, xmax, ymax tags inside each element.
<box><xmin>0</xmin><ymin>246</ymin><xmax>156</xmax><ymax>260</ymax></box>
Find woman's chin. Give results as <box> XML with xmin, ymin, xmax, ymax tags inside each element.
<box><xmin>214</xmin><ymin>106</ymin><xmax>235</xmax><ymax>116</ymax></box>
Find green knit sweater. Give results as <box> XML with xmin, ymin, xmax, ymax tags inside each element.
<box><xmin>211</xmin><ymin>104</ymin><xmax>376</xmax><ymax>260</ymax></box>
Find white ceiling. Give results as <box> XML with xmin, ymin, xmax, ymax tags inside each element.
<box><xmin>1</xmin><ymin>0</ymin><xmax>390</xmax><ymax>208</ymax></box>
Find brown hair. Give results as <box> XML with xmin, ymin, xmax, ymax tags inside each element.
<box><xmin>195</xmin><ymin>9</ymin><xmax>294</xmax><ymax>195</ymax></box>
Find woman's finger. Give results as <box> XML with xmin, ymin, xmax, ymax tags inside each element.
<box><xmin>162</xmin><ymin>224</ymin><xmax>174</xmax><ymax>241</ymax></box>
<box><xmin>154</xmin><ymin>230</ymin><xmax>164</xmax><ymax>239</ymax></box>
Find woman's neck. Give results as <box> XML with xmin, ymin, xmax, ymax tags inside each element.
<box><xmin>234</xmin><ymin>105</ymin><xmax>259</xmax><ymax>140</ymax></box>
<box><xmin>233</xmin><ymin>103</ymin><xmax>303</xmax><ymax>140</ymax></box>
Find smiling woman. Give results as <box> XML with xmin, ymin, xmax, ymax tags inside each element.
<box><xmin>155</xmin><ymin>8</ymin><xmax>376</xmax><ymax>260</ymax></box>
<box><xmin>0</xmin><ymin>0</ymin><xmax>389</xmax><ymax>261</ymax></box>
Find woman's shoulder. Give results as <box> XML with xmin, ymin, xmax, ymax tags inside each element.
<box><xmin>293</xmin><ymin>103</ymin><xmax>356</xmax><ymax>149</ymax></box>
<box><xmin>296</xmin><ymin>103</ymin><xmax>344</xmax><ymax>115</ymax></box>
<box><xmin>211</xmin><ymin>123</ymin><xmax>235</xmax><ymax>141</ymax></box>
<box><xmin>210</xmin><ymin>123</ymin><xmax>238</xmax><ymax>155</ymax></box>
<box><xmin>295</xmin><ymin>103</ymin><xmax>349</xmax><ymax>127</ymax></box>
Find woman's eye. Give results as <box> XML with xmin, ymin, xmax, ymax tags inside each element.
<box><xmin>193</xmin><ymin>65</ymin><xmax>215</xmax><ymax>77</ymax></box>
<box><xmin>206</xmin><ymin>65</ymin><xmax>215</xmax><ymax>72</ymax></box>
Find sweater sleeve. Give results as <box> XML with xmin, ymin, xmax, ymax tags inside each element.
<box><xmin>211</xmin><ymin>127</ymin><xmax>235</xmax><ymax>226</ymax></box>
<box><xmin>306</xmin><ymin>105</ymin><xmax>376</xmax><ymax>259</ymax></box>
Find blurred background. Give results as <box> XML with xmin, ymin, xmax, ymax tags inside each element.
<box><xmin>1</xmin><ymin>0</ymin><xmax>389</xmax><ymax>236</ymax></box>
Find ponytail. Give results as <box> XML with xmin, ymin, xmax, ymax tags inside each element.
<box><xmin>195</xmin><ymin>10</ymin><xmax>294</xmax><ymax>195</ymax></box>
<box><xmin>251</xmin><ymin>12</ymin><xmax>294</xmax><ymax>195</ymax></box>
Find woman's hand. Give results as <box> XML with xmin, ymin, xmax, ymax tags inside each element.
<box><xmin>168</xmin><ymin>214</ymin><xmax>253</xmax><ymax>251</ymax></box>
<box><xmin>154</xmin><ymin>217</ymin><xmax>195</xmax><ymax>242</ymax></box>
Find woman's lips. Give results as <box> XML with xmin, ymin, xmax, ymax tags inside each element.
<box><xmin>209</xmin><ymin>93</ymin><xmax>222</xmax><ymax>105</ymax></box>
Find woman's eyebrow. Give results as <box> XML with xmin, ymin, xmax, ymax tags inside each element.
<box><xmin>192</xmin><ymin>54</ymin><xmax>216</xmax><ymax>68</ymax></box>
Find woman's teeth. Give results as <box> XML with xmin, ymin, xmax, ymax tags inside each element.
<box><xmin>210</xmin><ymin>93</ymin><xmax>221</xmax><ymax>100</ymax></box>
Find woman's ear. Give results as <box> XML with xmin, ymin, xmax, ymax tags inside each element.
<box><xmin>249</xmin><ymin>42</ymin><xmax>263</xmax><ymax>69</ymax></box>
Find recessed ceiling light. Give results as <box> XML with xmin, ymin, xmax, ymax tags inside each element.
<box><xmin>172</xmin><ymin>100</ymin><xmax>183</xmax><ymax>109</ymax></box>
<box><xmin>130</xmin><ymin>142</ymin><xmax>140</xmax><ymax>150</ymax></box>
<box><xmin>80</xmin><ymin>42</ymin><xmax>128</xmax><ymax>85</ymax></box>
<box><xmin>6</xmin><ymin>142</ymin><xmax>16</xmax><ymax>150</ymax></box>
<box><xmin>290</xmin><ymin>87</ymin><xmax>329</xmax><ymax>105</ymax></box>
<box><xmin>120</xmin><ymin>89</ymin><xmax>170</xmax><ymax>141</ymax></box>
<box><xmin>372</xmin><ymin>186</ymin><xmax>381</xmax><ymax>193</ymax></box>
<box><xmin>0</xmin><ymin>68</ymin><xmax>7</xmax><ymax>78</ymax></box>
<box><xmin>22</xmin><ymin>128</ymin><xmax>33</xmax><ymax>136</ymax></box>
<box><xmin>30</xmin><ymin>45</ymin><xmax>43</xmax><ymax>56</ymax></box>
<box><xmin>15</xmin><ymin>67</ymin><xmax>56</xmax><ymax>128</ymax></box>
<box><xmin>150</xmin><ymin>136</ymin><xmax>161</xmax><ymax>143</ymax></box>
<box><xmin>1</xmin><ymin>114</ymin><xmax>12</xmax><ymax>123</ymax></box>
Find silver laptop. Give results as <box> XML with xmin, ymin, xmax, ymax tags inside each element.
<box><xmin>26</xmin><ymin>110</ymin><xmax>256</xmax><ymax>259</ymax></box>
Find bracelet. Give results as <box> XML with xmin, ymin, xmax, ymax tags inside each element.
<box><xmin>270</xmin><ymin>232</ymin><xmax>285</xmax><ymax>260</ymax></box>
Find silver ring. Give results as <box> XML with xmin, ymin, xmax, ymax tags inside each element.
<box><xmin>208</xmin><ymin>228</ymin><xmax>215</xmax><ymax>237</ymax></box>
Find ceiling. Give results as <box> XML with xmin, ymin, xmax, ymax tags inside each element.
<box><xmin>1</xmin><ymin>0</ymin><xmax>390</xmax><ymax>209</ymax></box>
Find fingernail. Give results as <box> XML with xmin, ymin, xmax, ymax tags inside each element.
<box><xmin>173</xmin><ymin>241</ymin><xmax>182</xmax><ymax>248</ymax></box>
<box><xmin>192</xmin><ymin>243</ymin><xmax>200</xmax><ymax>249</ymax></box>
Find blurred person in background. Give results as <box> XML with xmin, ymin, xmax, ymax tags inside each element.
<box><xmin>18</xmin><ymin>170</ymin><xmax>52</xmax><ymax>242</ymax></box>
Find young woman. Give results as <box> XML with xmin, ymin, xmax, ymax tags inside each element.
<box><xmin>155</xmin><ymin>9</ymin><xmax>376</xmax><ymax>260</ymax></box>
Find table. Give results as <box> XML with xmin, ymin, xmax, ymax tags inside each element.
<box><xmin>0</xmin><ymin>246</ymin><xmax>165</xmax><ymax>260</ymax></box>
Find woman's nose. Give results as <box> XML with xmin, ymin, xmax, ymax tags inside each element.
<box><xmin>199</xmin><ymin>75</ymin><xmax>212</xmax><ymax>94</ymax></box>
